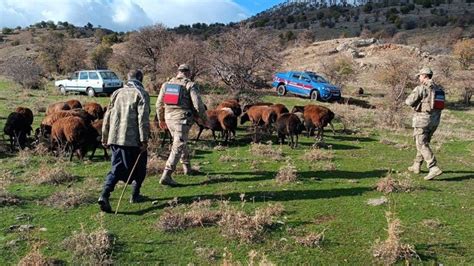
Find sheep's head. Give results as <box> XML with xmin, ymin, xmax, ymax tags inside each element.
<box><xmin>240</xmin><ymin>113</ymin><xmax>249</xmax><ymax>125</ymax></box>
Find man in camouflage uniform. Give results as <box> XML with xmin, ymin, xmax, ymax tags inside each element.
<box><xmin>405</xmin><ymin>67</ymin><xmax>443</xmax><ymax>180</ymax></box>
<box><xmin>98</xmin><ymin>70</ymin><xmax>150</xmax><ymax>212</ymax></box>
<box><xmin>156</xmin><ymin>64</ymin><xmax>207</xmax><ymax>186</ymax></box>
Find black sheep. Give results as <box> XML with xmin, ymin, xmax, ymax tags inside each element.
<box><xmin>275</xmin><ymin>113</ymin><xmax>304</xmax><ymax>148</ymax></box>
<box><xmin>4</xmin><ymin>112</ymin><xmax>32</xmax><ymax>150</ymax></box>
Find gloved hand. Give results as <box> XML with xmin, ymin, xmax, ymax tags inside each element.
<box><xmin>159</xmin><ymin>120</ymin><xmax>168</xmax><ymax>130</ymax></box>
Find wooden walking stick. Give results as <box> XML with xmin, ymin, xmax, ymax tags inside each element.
<box><xmin>115</xmin><ymin>151</ymin><xmax>144</xmax><ymax>215</ymax></box>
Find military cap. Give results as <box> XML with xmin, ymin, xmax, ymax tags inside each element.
<box><xmin>178</xmin><ymin>64</ymin><xmax>190</xmax><ymax>72</ymax></box>
<box><xmin>416</xmin><ymin>67</ymin><xmax>433</xmax><ymax>77</ymax></box>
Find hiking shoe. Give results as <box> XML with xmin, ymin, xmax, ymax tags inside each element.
<box><xmin>183</xmin><ymin>164</ymin><xmax>201</xmax><ymax>176</ymax></box>
<box><xmin>98</xmin><ymin>196</ymin><xmax>112</xmax><ymax>213</ymax></box>
<box><xmin>160</xmin><ymin>170</ymin><xmax>180</xmax><ymax>187</ymax></box>
<box><xmin>408</xmin><ymin>163</ymin><xmax>421</xmax><ymax>174</ymax></box>
<box><xmin>424</xmin><ymin>166</ymin><xmax>442</xmax><ymax>180</ymax></box>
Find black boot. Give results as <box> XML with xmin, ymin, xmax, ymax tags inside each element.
<box><xmin>98</xmin><ymin>190</ymin><xmax>112</xmax><ymax>213</ymax></box>
<box><xmin>129</xmin><ymin>182</ymin><xmax>145</xmax><ymax>203</ymax></box>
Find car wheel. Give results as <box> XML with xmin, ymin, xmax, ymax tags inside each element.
<box><xmin>277</xmin><ymin>84</ymin><xmax>287</xmax><ymax>96</ymax></box>
<box><xmin>59</xmin><ymin>85</ymin><xmax>66</xmax><ymax>95</ymax></box>
<box><xmin>310</xmin><ymin>90</ymin><xmax>319</xmax><ymax>101</ymax></box>
<box><xmin>87</xmin><ymin>87</ymin><xmax>96</xmax><ymax>97</ymax></box>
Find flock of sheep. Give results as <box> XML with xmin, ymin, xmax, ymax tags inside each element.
<box><xmin>3</xmin><ymin>97</ymin><xmax>336</xmax><ymax>161</ymax></box>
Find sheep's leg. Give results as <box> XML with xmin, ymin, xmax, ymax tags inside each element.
<box><xmin>103</xmin><ymin>145</ymin><xmax>109</xmax><ymax>160</ymax></box>
<box><xmin>196</xmin><ymin>126</ymin><xmax>204</xmax><ymax>141</ymax></box>
<box><xmin>295</xmin><ymin>133</ymin><xmax>299</xmax><ymax>148</ymax></box>
<box><xmin>329</xmin><ymin>122</ymin><xmax>336</xmax><ymax>135</ymax></box>
<box><xmin>68</xmin><ymin>144</ymin><xmax>74</xmax><ymax>161</ymax></box>
<box><xmin>212</xmin><ymin>130</ymin><xmax>217</xmax><ymax>141</ymax></box>
<box><xmin>160</xmin><ymin>130</ymin><xmax>167</xmax><ymax>147</ymax></box>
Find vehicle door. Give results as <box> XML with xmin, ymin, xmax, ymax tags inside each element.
<box><xmin>299</xmin><ymin>73</ymin><xmax>313</xmax><ymax>97</ymax></box>
<box><xmin>77</xmin><ymin>71</ymin><xmax>89</xmax><ymax>92</ymax></box>
<box><xmin>287</xmin><ymin>72</ymin><xmax>304</xmax><ymax>95</ymax></box>
<box><xmin>88</xmin><ymin>71</ymin><xmax>101</xmax><ymax>91</ymax></box>
<box><xmin>66</xmin><ymin>72</ymin><xmax>79</xmax><ymax>90</ymax></box>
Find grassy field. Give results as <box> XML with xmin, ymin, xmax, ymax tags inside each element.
<box><xmin>1</xmin><ymin>78</ymin><xmax>473</xmax><ymax>265</ymax></box>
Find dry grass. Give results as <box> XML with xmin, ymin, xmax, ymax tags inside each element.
<box><xmin>63</xmin><ymin>224</ymin><xmax>113</xmax><ymax>265</ymax></box>
<box><xmin>249</xmin><ymin>142</ymin><xmax>284</xmax><ymax>161</ymax></box>
<box><xmin>194</xmin><ymin>247</ymin><xmax>219</xmax><ymax>262</ymax></box>
<box><xmin>146</xmin><ymin>154</ymin><xmax>166</xmax><ymax>176</ymax></box>
<box><xmin>33</xmin><ymin>164</ymin><xmax>77</xmax><ymax>185</ymax></box>
<box><xmin>379</xmin><ymin>138</ymin><xmax>409</xmax><ymax>150</ymax></box>
<box><xmin>0</xmin><ymin>188</ymin><xmax>21</xmax><ymax>206</ymax></box>
<box><xmin>421</xmin><ymin>219</ymin><xmax>443</xmax><ymax>229</ymax></box>
<box><xmin>294</xmin><ymin>230</ymin><xmax>326</xmax><ymax>248</ymax></box>
<box><xmin>301</xmin><ymin>148</ymin><xmax>334</xmax><ymax>162</ymax></box>
<box><xmin>17</xmin><ymin>244</ymin><xmax>52</xmax><ymax>266</ymax></box>
<box><xmin>275</xmin><ymin>163</ymin><xmax>298</xmax><ymax>184</ymax></box>
<box><xmin>42</xmin><ymin>187</ymin><xmax>94</xmax><ymax>209</ymax></box>
<box><xmin>376</xmin><ymin>171</ymin><xmax>415</xmax><ymax>194</ymax></box>
<box><xmin>156</xmin><ymin>200</ymin><xmax>222</xmax><ymax>232</ymax></box>
<box><xmin>218</xmin><ymin>203</ymin><xmax>284</xmax><ymax>243</ymax></box>
<box><xmin>372</xmin><ymin>212</ymin><xmax>419</xmax><ymax>265</ymax></box>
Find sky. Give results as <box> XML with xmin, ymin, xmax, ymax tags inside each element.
<box><xmin>0</xmin><ymin>0</ymin><xmax>284</xmax><ymax>32</ymax></box>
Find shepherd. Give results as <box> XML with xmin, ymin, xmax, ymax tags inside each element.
<box><xmin>98</xmin><ymin>69</ymin><xmax>150</xmax><ymax>213</ymax></box>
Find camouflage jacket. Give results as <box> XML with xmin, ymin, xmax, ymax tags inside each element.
<box><xmin>102</xmin><ymin>80</ymin><xmax>150</xmax><ymax>147</ymax></box>
<box><xmin>405</xmin><ymin>80</ymin><xmax>441</xmax><ymax>129</ymax></box>
<box><xmin>156</xmin><ymin>74</ymin><xmax>207</xmax><ymax>125</ymax></box>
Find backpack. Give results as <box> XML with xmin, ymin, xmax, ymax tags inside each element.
<box><xmin>163</xmin><ymin>83</ymin><xmax>185</xmax><ymax>105</ymax></box>
<box><xmin>430</xmin><ymin>84</ymin><xmax>445</xmax><ymax>110</ymax></box>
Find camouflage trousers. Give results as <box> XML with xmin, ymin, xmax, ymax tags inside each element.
<box><xmin>164</xmin><ymin>120</ymin><xmax>191</xmax><ymax>172</ymax></box>
<box><xmin>413</xmin><ymin>127</ymin><xmax>438</xmax><ymax>169</ymax></box>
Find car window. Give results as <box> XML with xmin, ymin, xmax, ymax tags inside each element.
<box><xmin>291</xmin><ymin>73</ymin><xmax>301</xmax><ymax>80</ymax></box>
<box><xmin>71</xmin><ymin>72</ymin><xmax>79</xmax><ymax>80</ymax></box>
<box><xmin>301</xmin><ymin>75</ymin><xmax>311</xmax><ymax>82</ymax></box>
<box><xmin>88</xmin><ymin>72</ymin><xmax>99</xmax><ymax>80</ymax></box>
<box><xmin>307</xmin><ymin>73</ymin><xmax>328</xmax><ymax>83</ymax></box>
<box><xmin>99</xmin><ymin>71</ymin><xmax>119</xmax><ymax>80</ymax></box>
<box><xmin>79</xmin><ymin>72</ymin><xmax>88</xmax><ymax>80</ymax></box>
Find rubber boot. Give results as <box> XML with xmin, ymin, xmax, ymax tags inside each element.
<box><xmin>160</xmin><ymin>170</ymin><xmax>179</xmax><ymax>187</ymax></box>
<box><xmin>407</xmin><ymin>162</ymin><xmax>422</xmax><ymax>174</ymax></box>
<box><xmin>129</xmin><ymin>182</ymin><xmax>145</xmax><ymax>203</ymax></box>
<box><xmin>424</xmin><ymin>166</ymin><xmax>442</xmax><ymax>180</ymax></box>
<box><xmin>97</xmin><ymin>190</ymin><xmax>112</xmax><ymax>213</ymax></box>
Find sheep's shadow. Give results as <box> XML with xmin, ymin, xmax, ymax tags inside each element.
<box><xmin>118</xmin><ymin>186</ymin><xmax>372</xmax><ymax>216</ymax></box>
<box><xmin>197</xmin><ymin>169</ymin><xmax>388</xmax><ymax>185</ymax></box>
<box><xmin>415</xmin><ymin>242</ymin><xmax>467</xmax><ymax>262</ymax></box>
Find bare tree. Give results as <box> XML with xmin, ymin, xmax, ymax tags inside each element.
<box><xmin>90</xmin><ymin>44</ymin><xmax>113</xmax><ymax>70</ymax></box>
<box><xmin>59</xmin><ymin>41</ymin><xmax>87</xmax><ymax>74</ymax></box>
<box><xmin>208</xmin><ymin>26</ymin><xmax>280</xmax><ymax>98</ymax></box>
<box><xmin>160</xmin><ymin>35</ymin><xmax>210</xmax><ymax>81</ymax></box>
<box><xmin>37</xmin><ymin>32</ymin><xmax>65</xmax><ymax>74</ymax></box>
<box><xmin>126</xmin><ymin>24</ymin><xmax>174</xmax><ymax>91</ymax></box>
<box><xmin>0</xmin><ymin>56</ymin><xmax>43</xmax><ymax>89</ymax></box>
<box><xmin>376</xmin><ymin>55</ymin><xmax>418</xmax><ymax>128</ymax></box>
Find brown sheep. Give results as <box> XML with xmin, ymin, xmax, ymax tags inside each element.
<box><xmin>301</xmin><ymin>104</ymin><xmax>335</xmax><ymax>141</ymax></box>
<box><xmin>217</xmin><ymin>99</ymin><xmax>242</xmax><ymax>117</ymax></box>
<box><xmin>46</xmin><ymin>102</ymin><xmax>70</xmax><ymax>115</ymax></box>
<box><xmin>241</xmin><ymin>105</ymin><xmax>277</xmax><ymax>128</ymax></box>
<box><xmin>242</xmin><ymin>102</ymin><xmax>273</xmax><ymax>112</ymax></box>
<box><xmin>152</xmin><ymin>114</ymin><xmax>171</xmax><ymax>147</ymax></box>
<box><xmin>66</xmin><ymin>99</ymin><xmax>82</xmax><ymax>109</ymax></box>
<box><xmin>50</xmin><ymin>116</ymin><xmax>99</xmax><ymax>161</ymax></box>
<box><xmin>83</xmin><ymin>102</ymin><xmax>104</xmax><ymax>120</ymax></box>
<box><xmin>38</xmin><ymin>109</ymin><xmax>95</xmax><ymax>138</ymax></box>
<box><xmin>275</xmin><ymin>113</ymin><xmax>304</xmax><ymax>148</ymax></box>
<box><xmin>269</xmin><ymin>104</ymin><xmax>289</xmax><ymax>118</ymax></box>
<box><xmin>90</xmin><ymin>119</ymin><xmax>109</xmax><ymax>160</ymax></box>
<box><xmin>196</xmin><ymin>108</ymin><xmax>237</xmax><ymax>144</ymax></box>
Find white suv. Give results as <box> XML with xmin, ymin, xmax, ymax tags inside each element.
<box><xmin>55</xmin><ymin>70</ymin><xmax>123</xmax><ymax>97</ymax></box>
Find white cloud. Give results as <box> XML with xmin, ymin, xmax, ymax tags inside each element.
<box><xmin>0</xmin><ymin>0</ymin><xmax>249</xmax><ymax>31</ymax></box>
